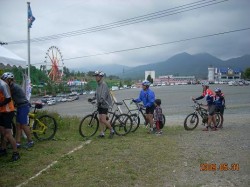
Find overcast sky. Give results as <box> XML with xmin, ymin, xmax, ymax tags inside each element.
<box><xmin>0</xmin><ymin>0</ymin><xmax>250</xmax><ymax>70</ymax></box>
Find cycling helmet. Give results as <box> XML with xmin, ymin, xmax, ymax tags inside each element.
<box><xmin>142</xmin><ymin>80</ymin><xmax>151</xmax><ymax>86</ymax></box>
<box><xmin>1</xmin><ymin>72</ymin><xmax>14</xmax><ymax>80</ymax></box>
<box><xmin>215</xmin><ymin>87</ymin><xmax>221</xmax><ymax>93</ymax></box>
<box><xmin>93</xmin><ymin>70</ymin><xmax>104</xmax><ymax>77</ymax></box>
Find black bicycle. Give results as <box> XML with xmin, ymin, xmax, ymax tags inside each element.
<box><xmin>79</xmin><ymin>101</ymin><xmax>133</xmax><ymax>138</ymax></box>
<box><xmin>123</xmin><ymin>99</ymin><xmax>166</xmax><ymax>133</ymax></box>
<box><xmin>184</xmin><ymin>100</ymin><xmax>223</xmax><ymax>130</ymax></box>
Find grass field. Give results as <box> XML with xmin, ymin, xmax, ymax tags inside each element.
<box><xmin>0</xmin><ymin>112</ymin><xmax>185</xmax><ymax>187</ymax></box>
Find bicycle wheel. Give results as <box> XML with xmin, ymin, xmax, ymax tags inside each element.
<box><xmin>184</xmin><ymin>113</ymin><xmax>199</xmax><ymax>130</ymax></box>
<box><xmin>79</xmin><ymin>114</ymin><xmax>99</xmax><ymax>138</ymax></box>
<box><xmin>113</xmin><ymin>114</ymin><xmax>133</xmax><ymax>136</ymax></box>
<box><xmin>33</xmin><ymin>115</ymin><xmax>57</xmax><ymax>141</ymax></box>
<box><xmin>215</xmin><ymin>113</ymin><xmax>222</xmax><ymax>128</ymax></box>
<box><xmin>130</xmin><ymin>114</ymin><xmax>140</xmax><ymax>132</ymax></box>
<box><xmin>159</xmin><ymin>114</ymin><xmax>166</xmax><ymax>129</ymax></box>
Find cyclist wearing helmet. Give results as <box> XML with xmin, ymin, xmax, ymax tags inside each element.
<box><xmin>88</xmin><ymin>70</ymin><xmax>114</xmax><ymax>138</ymax></box>
<box><xmin>0</xmin><ymin>73</ymin><xmax>20</xmax><ymax>161</ymax></box>
<box><xmin>192</xmin><ymin>82</ymin><xmax>217</xmax><ymax>131</ymax></box>
<box><xmin>132</xmin><ymin>80</ymin><xmax>155</xmax><ymax>133</ymax></box>
<box><xmin>214</xmin><ymin>87</ymin><xmax>225</xmax><ymax>128</ymax></box>
<box><xmin>2</xmin><ymin>72</ymin><xmax>34</xmax><ymax>148</ymax></box>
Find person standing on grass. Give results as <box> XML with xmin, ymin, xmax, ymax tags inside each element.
<box><xmin>132</xmin><ymin>80</ymin><xmax>155</xmax><ymax>133</ymax></box>
<box><xmin>0</xmin><ymin>78</ymin><xmax>20</xmax><ymax>161</ymax></box>
<box><xmin>88</xmin><ymin>70</ymin><xmax>115</xmax><ymax>139</ymax></box>
<box><xmin>1</xmin><ymin>72</ymin><xmax>34</xmax><ymax>148</ymax></box>
<box><xmin>192</xmin><ymin>82</ymin><xmax>217</xmax><ymax>131</ymax></box>
<box><xmin>154</xmin><ymin>99</ymin><xmax>163</xmax><ymax>135</ymax></box>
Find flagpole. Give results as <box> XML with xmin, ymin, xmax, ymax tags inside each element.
<box><xmin>27</xmin><ymin>2</ymin><xmax>31</xmax><ymax>80</ymax></box>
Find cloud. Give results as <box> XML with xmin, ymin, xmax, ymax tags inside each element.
<box><xmin>1</xmin><ymin>0</ymin><xmax>250</xmax><ymax>70</ymax></box>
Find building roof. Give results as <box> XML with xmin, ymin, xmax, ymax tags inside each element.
<box><xmin>218</xmin><ymin>67</ymin><xmax>242</xmax><ymax>74</ymax></box>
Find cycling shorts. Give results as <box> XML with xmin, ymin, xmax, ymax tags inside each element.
<box><xmin>146</xmin><ymin>105</ymin><xmax>155</xmax><ymax>114</ymax></box>
<box><xmin>208</xmin><ymin>104</ymin><xmax>216</xmax><ymax>116</ymax></box>
<box><xmin>215</xmin><ymin>106</ymin><xmax>224</xmax><ymax>115</ymax></box>
<box><xmin>0</xmin><ymin>111</ymin><xmax>15</xmax><ymax>129</ymax></box>
<box><xmin>16</xmin><ymin>104</ymin><xmax>30</xmax><ymax>125</ymax></box>
<box><xmin>98</xmin><ymin>107</ymin><xmax>108</xmax><ymax>115</ymax></box>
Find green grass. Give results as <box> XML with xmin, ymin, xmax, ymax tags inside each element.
<box><xmin>0</xmin><ymin>113</ymin><xmax>184</xmax><ymax>187</ymax></box>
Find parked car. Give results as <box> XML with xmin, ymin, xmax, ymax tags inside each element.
<box><xmin>47</xmin><ymin>99</ymin><xmax>56</xmax><ymax>105</ymax></box>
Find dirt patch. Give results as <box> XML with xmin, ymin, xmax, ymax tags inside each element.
<box><xmin>170</xmin><ymin>115</ymin><xmax>250</xmax><ymax>186</ymax></box>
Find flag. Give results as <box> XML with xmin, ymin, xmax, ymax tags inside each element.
<box><xmin>22</xmin><ymin>74</ymin><xmax>32</xmax><ymax>101</ymax></box>
<box><xmin>28</xmin><ymin>4</ymin><xmax>35</xmax><ymax>28</ymax></box>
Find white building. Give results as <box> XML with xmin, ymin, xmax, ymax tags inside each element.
<box><xmin>145</xmin><ymin>71</ymin><xmax>155</xmax><ymax>80</ymax></box>
<box><xmin>208</xmin><ymin>67</ymin><xmax>242</xmax><ymax>83</ymax></box>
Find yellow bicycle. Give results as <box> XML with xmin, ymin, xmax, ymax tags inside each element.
<box><xmin>12</xmin><ymin>103</ymin><xmax>57</xmax><ymax>141</ymax></box>
<box><xmin>29</xmin><ymin>103</ymin><xmax>57</xmax><ymax>140</ymax></box>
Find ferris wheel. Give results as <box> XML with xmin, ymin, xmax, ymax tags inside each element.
<box><xmin>44</xmin><ymin>46</ymin><xmax>64</xmax><ymax>82</ymax></box>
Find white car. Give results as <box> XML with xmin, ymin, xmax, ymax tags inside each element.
<box><xmin>47</xmin><ymin>100</ymin><xmax>56</xmax><ymax>105</ymax></box>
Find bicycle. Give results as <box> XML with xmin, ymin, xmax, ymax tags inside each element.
<box><xmin>184</xmin><ymin>100</ymin><xmax>222</xmax><ymax>130</ymax></box>
<box><xmin>12</xmin><ymin>102</ymin><xmax>58</xmax><ymax>140</ymax></box>
<box><xmin>79</xmin><ymin>101</ymin><xmax>133</xmax><ymax>138</ymax></box>
<box><xmin>123</xmin><ymin>98</ymin><xmax>166</xmax><ymax>133</ymax></box>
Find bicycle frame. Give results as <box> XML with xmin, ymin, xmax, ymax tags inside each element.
<box><xmin>28</xmin><ymin>104</ymin><xmax>47</xmax><ymax>134</ymax></box>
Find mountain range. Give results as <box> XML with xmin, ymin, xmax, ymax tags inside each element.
<box><xmin>72</xmin><ymin>53</ymin><xmax>250</xmax><ymax>79</ymax></box>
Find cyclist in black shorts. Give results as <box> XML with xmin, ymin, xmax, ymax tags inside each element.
<box><xmin>133</xmin><ymin>80</ymin><xmax>155</xmax><ymax>133</ymax></box>
<box><xmin>88</xmin><ymin>71</ymin><xmax>115</xmax><ymax>139</ymax></box>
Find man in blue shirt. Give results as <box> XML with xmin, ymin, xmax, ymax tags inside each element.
<box><xmin>133</xmin><ymin>80</ymin><xmax>155</xmax><ymax>133</ymax></box>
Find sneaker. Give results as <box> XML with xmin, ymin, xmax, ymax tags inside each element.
<box><xmin>109</xmin><ymin>132</ymin><xmax>115</xmax><ymax>139</ymax></box>
<box><xmin>11</xmin><ymin>152</ymin><xmax>20</xmax><ymax>161</ymax></box>
<box><xmin>98</xmin><ymin>134</ymin><xmax>105</xmax><ymax>138</ymax></box>
<box><xmin>25</xmin><ymin>141</ymin><xmax>34</xmax><ymax>148</ymax></box>
<box><xmin>16</xmin><ymin>143</ymin><xmax>21</xmax><ymax>148</ymax></box>
<box><xmin>0</xmin><ymin>148</ymin><xmax>7</xmax><ymax>156</ymax></box>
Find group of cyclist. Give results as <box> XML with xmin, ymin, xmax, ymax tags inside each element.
<box><xmin>0</xmin><ymin>72</ymin><xmax>33</xmax><ymax>162</ymax></box>
<box><xmin>89</xmin><ymin>71</ymin><xmax>164</xmax><ymax>137</ymax></box>
<box><xmin>192</xmin><ymin>82</ymin><xmax>225</xmax><ymax>131</ymax></box>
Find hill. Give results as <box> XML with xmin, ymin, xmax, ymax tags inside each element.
<box><xmin>71</xmin><ymin>53</ymin><xmax>250</xmax><ymax>79</ymax></box>
<box><xmin>119</xmin><ymin>53</ymin><xmax>250</xmax><ymax>79</ymax></box>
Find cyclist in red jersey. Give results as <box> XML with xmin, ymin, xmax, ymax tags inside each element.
<box><xmin>192</xmin><ymin>82</ymin><xmax>217</xmax><ymax>131</ymax></box>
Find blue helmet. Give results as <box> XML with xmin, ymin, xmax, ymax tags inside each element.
<box><xmin>142</xmin><ymin>80</ymin><xmax>151</xmax><ymax>86</ymax></box>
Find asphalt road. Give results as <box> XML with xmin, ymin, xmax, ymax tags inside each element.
<box><xmin>42</xmin><ymin>84</ymin><xmax>250</xmax><ymax>125</ymax></box>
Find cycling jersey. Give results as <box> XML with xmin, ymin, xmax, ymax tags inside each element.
<box><xmin>195</xmin><ymin>88</ymin><xmax>214</xmax><ymax>105</ymax></box>
<box><xmin>134</xmin><ymin>88</ymin><xmax>155</xmax><ymax>108</ymax></box>
<box><xmin>10</xmin><ymin>83</ymin><xmax>29</xmax><ymax>107</ymax></box>
<box><xmin>214</xmin><ymin>93</ymin><xmax>225</xmax><ymax>107</ymax></box>
<box><xmin>0</xmin><ymin>79</ymin><xmax>15</xmax><ymax>112</ymax></box>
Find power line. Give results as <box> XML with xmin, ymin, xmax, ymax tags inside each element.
<box><xmin>62</xmin><ymin>27</ymin><xmax>250</xmax><ymax>61</ymax></box>
<box><xmin>7</xmin><ymin>0</ymin><xmax>229</xmax><ymax>45</ymax></box>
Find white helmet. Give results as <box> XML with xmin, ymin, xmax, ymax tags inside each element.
<box><xmin>1</xmin><ymin>72</ymin><xmax>14</xmax><ymax>80</ymax></box>
<box><xmin>93</xmin><ymin>70</ymin><xmax>104</xmax><ymax>77</ymax></box>
<box><xmin>215</xmin><ymin>87</ymin><xmax>221</xmax><ymax>93</ymax></box>
<box><xmin>142</xmin><ymin>80</ymin><xmax>151</xmax><ymax>86</ymax></box>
